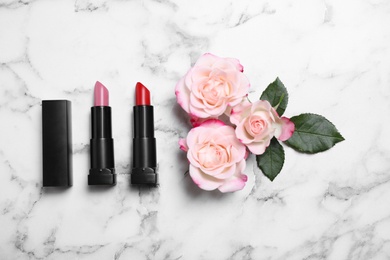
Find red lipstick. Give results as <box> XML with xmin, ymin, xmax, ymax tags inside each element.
<box><xmin>89</xmin><ymin>81</ymin><xmax>116</xmax><ymax>186</ymax></box>
<box><xmin>131</xmin><ymin>82</ymin><xmax>158</xmax><ymax>186</ymax></box>
<box><xmin>136</xmin><ymin>82</ymin><xmax>151</xmax><ymax>106</ymax></box>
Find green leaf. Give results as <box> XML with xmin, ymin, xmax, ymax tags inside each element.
<box><xmin>260</xmin><ymin>77</ymin><xmax>288</xmax><ymax>116</ymax></box>
<box><xmin>256</xmin><ymin>137</ymin><xmax>285</xmax><ymax>181</ymax></box>
<box><xmin>284</xmin><ymin>113</ymin><xmax>345</xmax><ymax>154</ymax></box>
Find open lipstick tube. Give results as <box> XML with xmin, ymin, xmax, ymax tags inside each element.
<box><xmin>88</xmin><ymin>81</ymin><xmax>116</xmax><ymax>186</ymax></box>
<box><xmin>131</xmin><ymin>82</ymin><xmax>158</xmax><ymax>186</ymax></box>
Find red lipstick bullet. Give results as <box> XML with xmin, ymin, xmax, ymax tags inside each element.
<box><xmin>131</xmin><ymin>82</ymin><xmax>158</xmax><ymax>186</ymax></box>
<box><xmin>136</xmin><ymin>82</ymin><xmax>151</xmax><ymax>106</ymax></box>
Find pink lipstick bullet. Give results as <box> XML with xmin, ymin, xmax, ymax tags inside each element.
<box><xmin>94</xmin><ymin>81</ymin><xmax>109</xmax><ymax>106</ymax></box>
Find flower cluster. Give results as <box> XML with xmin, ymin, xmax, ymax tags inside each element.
<box><xmin>176</xmin><ymin>53</ymin><xmax>295</xmax><ymax>192</ymax></box>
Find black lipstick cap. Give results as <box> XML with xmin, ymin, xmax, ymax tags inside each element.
<box><xmin>42</xmin><ymin>100</ymin><xmax>73</xmax><ymax>187</ymax></box>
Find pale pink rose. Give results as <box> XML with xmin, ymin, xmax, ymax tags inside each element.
<box><xmin>179</xmin><ymin>119</ymin><xmax>248</xmax><ymax>193</ymax></box>
<box><xmin>231</xmin><ymin>100</ymin><xmax>295</xmax><ymax>155</ymax></box>
<box><xmin>175</xmin><ymin>53</ymin><xmax>250</xmax><ymax>119</ymax></box>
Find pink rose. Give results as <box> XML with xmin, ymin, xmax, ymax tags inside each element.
<box><xmin>175</xmin><ymin>53</ymin><xmax>250</xmax><ymax>119</ymax></box>
<box><xmin>179</xmin><ymin>119</ymin><xmax>248</xmax><ymax>193</ymax></box>
<box><xmin>231</xmin><ymin>100</ymin><xmax>295</xmax><ymax>155</ymax></box>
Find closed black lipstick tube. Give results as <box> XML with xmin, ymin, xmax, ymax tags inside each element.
<box><xmin>131</xmin><ymin>82</ymin><xmax>158</xmax><ymax>186</ymax></box>
<box><xmin>88</xmin><ymin>81</ymin><xmax>116</xmax><ymax>186</ymax></box>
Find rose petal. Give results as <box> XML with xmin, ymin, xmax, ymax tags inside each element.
<box><xmin>199</xmin><ymin>119</ymin><xmax>226</xmax><ymax>128</ymax></box>
<box><xmin>184</xmin><ymin>68</ymin><xmax>195</xmax><ymax>89</ymax></box>
<box><xmin>190</xmin><ymin>115</ymin><xmax>207</xmax><ymax>127</ymax></box>
<box><xmin>252</xmin><ymin>100</ymin><xmax>272</xmax><ymax>114</ymax></box>
<box><xmin>230</xmin><ymin>99</ymin><xmax>251</xmax><ymax>125</ymax></box>
<box><xmin>175</xmin><ymin>77</ymin><xmax>191</xmax><ymax>113</ymax></box>
<box><xmin>187</xmin><ymin>148</ymin><xmax>201</xmax><ymax>168</ymax></box>
<box><xmin>189</xmin><ymin>164</ymin><xmax>223</xmax><ymax>191</ymax></box>
<box><xmin>246</xmin><ymin>139</ymin><xmax>270</xmax><ymax>155</ymax></box>
<box><xmin>214</xmin><ymin>135</ymin><xmax>246</xmax><ymax>159</ymax></box>
<box><xmin>244</xmin><ymin>149</ymin><xmax>249</xmax><ymax>159</ymax></box>
<box><xmin>213</xmin><ymin>59</ymin><xmax>237</xmax><ymax>72</ymax></box>
<box><xmin>234</xmin><ymin>74</ymin><xmax>250</xmax><ymax>97</ymax></box>
<box><xmin>203</xmin><ymin>102</ymin><xmax>228</xmax><ymax>117</ymax></box>
<box><xmin>225</xmin><ymin>57</ymin><xmax>244</xmax><ymax>72</ymax></box>
<box><xmin>189</xmin><ymin>103</ymin><xmax>212</xmax><ymax>118</ymax></box>
<box><xmin>213</xmin><ymin>163</ymin><xmax>236</xmax><ymax>180</ymax></box>
<box><xmin>191</xmin><ymin>67</ymin><xmax>211</xmax><ymax>82</ymax></box>
<box><xmin>179</xmin><ymin>138</ymin><xmax>188</xmax><ymax>152</ymax></box>
<box><xmin>195</xmin><ymin>53</ymin><xmax>218</xmax><ymax>68</ymax></box>
<box><xmin>235</xmin><ymin>119</ymin><xmax>255</xmax><ymax>144</ymax></box>
<box><xmin>185</xmin><ymin>128</ymin><xmax>198</xmax><ymax>150</ymax></box>
<box><xmin>218</xmin><ymin>175</ymin><xmax>246</xmax><ymax>193</ymax></box>
<box><xmin>218</xmin><ymin>161</ymin><xmax>247</xmax><ymax>192</ymax></box>
<box><xmin>276</xmin><ymin>117</ymin><xmax>295</xmax><ymax>141</ymax></box>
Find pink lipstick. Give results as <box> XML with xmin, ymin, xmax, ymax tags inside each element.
<box><xmin>94</xmin><ymin>81</ymin><xmax>109</xmax><ymax>106</ymax></box>
<box><xmin>88</xmin><ymin>81</ymin><xmax>116</xmax><ymax>186</ymax></box>
<box><xmin>131</xmin><ymin>82</ymin><xmax>158</xmax><ymax>186</ymax></box>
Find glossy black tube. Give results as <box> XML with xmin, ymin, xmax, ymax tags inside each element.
<box><xmin>131</xmin><ymin>105</ymin><xmax>158</xmax><ymax>186</ymax></box>
<box><xmin>88</xmin><ymin>106</ymin><xmax>116</xmax><ymax>185</ymax></box>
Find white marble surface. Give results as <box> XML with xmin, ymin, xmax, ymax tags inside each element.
<box><xmin>1</xmin><ymin>0</ymin><xmax>390</xmax><ymax>259</ymax></box>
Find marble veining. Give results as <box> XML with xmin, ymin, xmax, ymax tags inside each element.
<box><xmin>1</xmin><ymin>0</ymin><xmax>390</xmax><ymax>259</ymax></box>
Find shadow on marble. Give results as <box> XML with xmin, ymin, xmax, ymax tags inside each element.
<box><xmin>172</xmin><ymin>101</ymin><xmax>192</xmax><ymax>131</ymax></box>
<box><xmin>182</xmin><ymin>175</ymin><xmax>232</xmax><ymax>200</ymax></box>
<box><xmin>87</xmin><ymin>185</ymin><xmax>116</xmax><ymax>193</ymax></box>
<box><xmin>42</xmin><ymin>187</ymin><xmax>71</xmax><ymax>195</ymax></box>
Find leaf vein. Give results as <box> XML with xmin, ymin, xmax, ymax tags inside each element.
<box><xmin>295</xmin><ymin>129</ymin><xmax>342</xmax><ymax>139</ymax></box>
